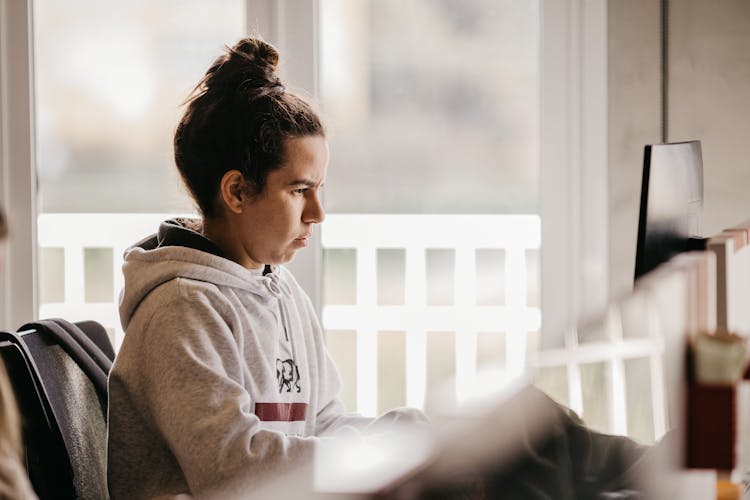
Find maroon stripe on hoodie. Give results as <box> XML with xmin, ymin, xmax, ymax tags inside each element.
<box><xmin>254</xmin><ymin>403</ymin><xmax>308</xmax><ymax>422</ymax></box>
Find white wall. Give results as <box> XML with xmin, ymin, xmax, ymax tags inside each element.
<box><xmin>607</xmin><ymin>0</ymin><xmax>661</xmax><ymax>299</ymax></box>
<box><xmin>608</xmin><ymin>0</ymin><xmax>750</xmax><ymax>299</ymax></box>
<box><xmin>670</xmin><ymin>1</ymin><xmax>750</xmax><ymax>237</ymax></box>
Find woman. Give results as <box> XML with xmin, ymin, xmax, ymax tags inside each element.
<box><xmin>106</xmin><ymin>37</ymin><xmax>424</xmax><ymax>500</ymax></box>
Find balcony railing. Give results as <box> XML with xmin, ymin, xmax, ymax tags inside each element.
<box><xmin>320</xmin><ymin>214</ymin><xmax>541</xmax><ymax>415</ymax></box>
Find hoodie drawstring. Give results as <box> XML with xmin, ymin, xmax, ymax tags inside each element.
<box><xmin>265</xmin><ymin>273</ymin><xmax>295</xmax><ymax>352</ymax></box>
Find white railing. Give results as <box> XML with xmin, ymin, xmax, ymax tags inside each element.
<box><xmin>37</xmin><ymin>214</ymin><xmax>177</xmax><ymax>349</ymax></box>
<box><xmin>534</xmin><ymin>313</ymin><xmax>666</xmax><ymax>438</ymax></box>
<box><xmin>321</xmin><ymin>215</ymin><xmax>541</xmax><ymax>415</ymax></box>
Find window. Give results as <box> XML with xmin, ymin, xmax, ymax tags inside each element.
<box><xmin>24</xmin><ymin>1</ymin><xmax>625</xmax><ymax>438</ymax></box>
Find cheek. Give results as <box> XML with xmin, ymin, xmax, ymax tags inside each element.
<box><xmin>274</xmin><ymin>200</ymin><xmax>303</xmax><ymax>226</ymax></box>
<box><xmin>243</xmin><ymin>197</ymin><xmax>300</xmax><ymax>244</ymax></box>
<box><xmin>258</xmin><ymin>207</ymin><xmax>296</xmax><ymax>241</ymax></box>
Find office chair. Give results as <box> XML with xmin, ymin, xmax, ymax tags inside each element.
<box><xmin>8</xmin><ymin>318</ymin><xmax>114</xmax><ymax>500</ymax></box>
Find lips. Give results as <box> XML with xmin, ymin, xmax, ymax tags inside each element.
<box><xmin>292</xmin><ymin>234</ymin><xmax>311</xmax><ymax>248</ymax></box>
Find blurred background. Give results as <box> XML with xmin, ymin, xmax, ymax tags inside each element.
<box><xmin>1</xmin><ymin>0</ymin><xmax>748</xmax><ymax>446</ymax></box>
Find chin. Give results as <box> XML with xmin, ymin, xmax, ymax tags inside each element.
<box><xmin>273</xmin><ymin>253</ymin><xmax>297</xmax><ymax>265</ymax></box>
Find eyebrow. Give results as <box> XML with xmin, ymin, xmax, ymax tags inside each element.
<box><xmin>287</xmin><ymin>178</ymin><xmax>323</xmax><ymax>188</ymax></box>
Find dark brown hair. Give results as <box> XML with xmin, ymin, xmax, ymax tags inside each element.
<box><xmin>174</xmin><ymin>37</ymin><xmax>325</xmax><ymax>218</ymax></box>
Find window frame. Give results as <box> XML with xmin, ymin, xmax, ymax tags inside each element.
<box><xmin>540</xmin><ymin>0</ymin><xmax>609</xmax><ymax>347</ymax></box>
<box><xmin>0</xmin><ymin>0</ymin><xmax>38</xmax><ymax>329</ymax></box>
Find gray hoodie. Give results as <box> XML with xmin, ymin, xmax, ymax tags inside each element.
<box><xmin>107</xmin><ymin>220</ymin><xmax>420</xmax><ymax>499</ymax></box>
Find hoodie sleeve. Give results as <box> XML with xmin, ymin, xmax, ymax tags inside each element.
<box><xmin>114</xmin><ymin>283</ymin><xmax>317</xmax><ymax>497</ymax></box>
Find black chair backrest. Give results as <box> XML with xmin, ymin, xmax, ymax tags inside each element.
<box><xmin>0</xmin><ymin>334</ymin><xmax>75</xmax><ymax>499</ymax></box>
<box><xmin>19</xmin><ymin>319</ymin><xmax>113</xmax><ymax>413</ymax></box>
<box><xmin>75</xmin><ymin>320</ymin><xmax>115</xmax><ymax>362</ymax></box>
<box><xmin>10</xmin><ymin>319</ymin><xmax>114</xmax><ymax>500</ymax></box>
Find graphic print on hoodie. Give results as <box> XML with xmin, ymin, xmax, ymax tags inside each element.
<box><xmin>277</xmin><ymin>358</ymin><xmax>301</xmax><ymax>393</ymax></box>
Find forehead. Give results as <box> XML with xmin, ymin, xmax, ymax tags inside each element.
<box><xmin>273</xmin><ymin>135</ymin><xmax>329</xmax><ymax>183</ymax></box>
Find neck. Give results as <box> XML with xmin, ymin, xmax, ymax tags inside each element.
<box><xmin>201</xmin><ymin>216</ymin><xmax>262</xmax><ymax>270</ymax></box>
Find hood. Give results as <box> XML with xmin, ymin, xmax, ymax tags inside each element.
<box><xmin>119</xmin><ymin>218</ymin><xmax>285</xmax><ymax>330</ymax></box>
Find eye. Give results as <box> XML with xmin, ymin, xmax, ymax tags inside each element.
<box><xmin>292</xmin><ymin>188</ymin><xmax>307</xmax><ymax>195</ymax></box>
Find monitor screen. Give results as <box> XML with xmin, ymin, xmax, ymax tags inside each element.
<box><xmin>634</xmin><ymin>140</ymin><xmax>704</xmax><ymax>281</ymax></box>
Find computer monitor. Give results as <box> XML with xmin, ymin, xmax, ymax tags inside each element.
<box><xmin>634</xmin><ymin>141</ymin><xmax>704</xmax><ymax>281</ymax></box>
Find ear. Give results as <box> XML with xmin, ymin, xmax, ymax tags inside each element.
<box><xmin>219</xmin><ymin>170</ymin><xmax>246</xmax><ymax>214</ymax></box>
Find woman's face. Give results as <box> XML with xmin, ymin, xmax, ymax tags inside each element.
<box><xmin>232</xmin><ymin>135</ymin><xmax>328</xmax><ymax>269</ymax></box>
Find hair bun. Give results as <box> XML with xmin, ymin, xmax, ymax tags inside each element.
<box><xmin>230</xmin><ymin>38</ymin><xmax>279</xmax><ymax>73</ymax></box>
<box><xmin>198</xmin><ymin>37</ymin><xmax>285</xmax><ymax>102</ymax></box>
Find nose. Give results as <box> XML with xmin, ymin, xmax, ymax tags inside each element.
<box><xmin>303</xmin><ymin>191</ymin><xmax>325</xmax><ymax>224</ymax></box>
